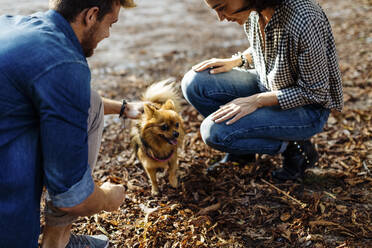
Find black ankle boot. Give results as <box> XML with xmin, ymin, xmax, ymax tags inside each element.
<box><xmin>207</xmin><ymin>153</ymin><xmax>256</xmax><ymax>173</ymax></box>
<box><xmin>272</xmin><ymin>140</ymin><xmax>319</xmax><ymax>181</ymax></box>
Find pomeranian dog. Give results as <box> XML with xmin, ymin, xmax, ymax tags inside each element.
<box><xmin>130</xmin><ymin>80</ymin><xmax>184</xmax><ymax>196</ymax></box>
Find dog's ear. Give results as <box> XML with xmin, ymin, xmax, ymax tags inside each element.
<box><xmin>144</xmin><ymin>104</ymin><xmax>158</xmax><ymax>119</ymax></box>
<box><xmin>162</xmin><ymin>99</ymin><xmax>175</xmax><ymax>111</ymax></box>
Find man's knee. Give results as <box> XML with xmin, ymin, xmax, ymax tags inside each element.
<box><xmin>90</xmin><ymin>90</ymin><xmax>103</xmax><ymax>114</ymax></box>
<box><xmin>88</xmin><ymin>90</ymin><xmax>104</xmax><ymax>131</ymax></box>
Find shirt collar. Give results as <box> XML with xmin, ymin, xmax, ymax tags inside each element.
<box><xmin>44</xmin><ymin>10</ymin><xmax>85</xmax><ymax>57</ymax></box>
<box><xmin>265</xmin><ymin>3</ymin><xmax>285</xmax><ymax>32</ymax></box>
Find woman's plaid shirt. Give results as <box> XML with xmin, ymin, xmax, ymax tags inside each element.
<box><xmin>244</xmin><ymin>0</ymin><xmax>343</xmax><ymax>111</ymax></box>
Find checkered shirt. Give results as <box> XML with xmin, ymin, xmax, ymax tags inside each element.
<box><xmin>244</xmin><ymin>0</ymin><xmax>343</xmax><ymax>111</ymax></box>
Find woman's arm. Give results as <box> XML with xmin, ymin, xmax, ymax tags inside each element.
<box><xmin>211</xmin><ymin>91</ymin><xmax>279</xmax><ymax>125</ymax></box>
<box><xmin>192</xmin><ymin>47</ymin><xmax>254</xmax><ymax>74</ymax></box>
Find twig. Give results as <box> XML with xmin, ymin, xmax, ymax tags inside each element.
<box><xmin>362</xmin><ymin>161</ymin><xmax>371</xmax><ymax>176</ymax></box>
<box><xmin>261</xmin><ymin>179</ymin><xmax>307</xmax><ymax>208</ymax></box>
<box><xmin>94</xmin><ymin>214</ymin><xmax>111</xmax><ymax>237</ymax></box>
<box><xmin>139</xmin><ymin>203</ymin><xmax>160</xmax><ymax>224</ymax></box>
<box><xmin>196</xmin><ymin>202</ymin><xmax>221</xmax><ymax>216</ymax></box>
<box><xmin>309</xmin><ymin>220</ymin><xmax>355</xmax><ymax>237</ymax></box>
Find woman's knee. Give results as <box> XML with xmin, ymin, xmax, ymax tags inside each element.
<box><xmin>200</xmin><ymin>117</ymin><xmax>227</xmax><ymax>149</ymax></box>
<box><xmin>181</xmin><ymin>69</ymin><xmax>212</xmax><ymax>102</ymax></box>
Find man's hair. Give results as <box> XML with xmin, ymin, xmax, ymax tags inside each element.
<box><xmin>49</xmin><ymin>0</ymin><xmax>136</xmax><ymax>22</ymax></box>
<box><xmin>244</xmin><ymin>0</ymin><xmax>283</xmax><ymax>12</ymax></box>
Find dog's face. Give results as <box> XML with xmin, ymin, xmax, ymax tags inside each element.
<box><xmin>141</xmin><ymin>99</ymin><xmax>184</xmax><ymax>147</ymax></box>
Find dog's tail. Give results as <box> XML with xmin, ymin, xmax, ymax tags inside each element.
<box><xmin>141</xmin><ymin>78</ymin><xmax>181</xmax><ymax>112</ymax></box>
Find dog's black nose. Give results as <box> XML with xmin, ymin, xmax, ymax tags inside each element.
<box><xmin>173</xmin><ymin>131</ymin><xmax>179</xmax><ymax>138</ymax></box>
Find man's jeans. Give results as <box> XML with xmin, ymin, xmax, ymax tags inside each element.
<box><xmin>45</xmin><ymin>90</ymin><xmax>104</xmax><ymax>226</ymax></box>
<box><xmin>181</xmin><ymin>69</ymin><xmax>330</xmax><ymax>155</ymax></box>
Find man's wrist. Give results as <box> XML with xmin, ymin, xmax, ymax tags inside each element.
<box><xmin>102</xmin><ymin>98</ymin><xmax>123</xmax><ymax>115</ymax></box>
<box><xmin>59</xmin><ymin>183</ymin><xmax>106</xmax><ymax>216</ymax></box>
<box><xmin>119</xmin><ymin>99</ymin><xmax>127</xmax><ymax>119</ymax></box>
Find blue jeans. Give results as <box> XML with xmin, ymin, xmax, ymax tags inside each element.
<box><xmin>181</xmin><ymin>69</ymin><xmax>330</xmax><ymax>155</ymax></box>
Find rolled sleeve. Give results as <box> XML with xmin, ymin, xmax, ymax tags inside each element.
<box><xmin>276</xmin><ymin>86</ymin><xmax>304</xmax><ymax>110</ymax></box>
<box><xmin>50</xmin><ymin>166</ymin><xmax>94</xmax><ymax>208</ymax></box>
<box><xmin>31</xmin><ymin>62</ymin><xmax>93</xmax><ymax>207</ymax></box>
<box><xmin>245</xmin><ymin>47</ymin><xmax>255</xmax><ymax>69</ymax></box>
<box><xmin>277</xmin><ymin>17</ymin><xmax>332</xmax><ymax>110</ymax></box>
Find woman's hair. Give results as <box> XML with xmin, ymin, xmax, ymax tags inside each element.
<box><xmin>49</xmin><ymin>0</ymin><xmax>136</xmax><ymax>22</ymax></box>
<box><xmin>244</xmin><ymin>0</ymin><xmax>283</xmax><ymax>12</ymax></box>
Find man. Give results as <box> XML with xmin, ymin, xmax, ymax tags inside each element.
<box><xmin>182</xmin><ymin>0</ymin><xmax>343</xmax><ymax>179</ymax></box>
<box><xmin>0</xmin><ymin>0</ymin><xmax>139</xmax><ymax>247</ymax></box>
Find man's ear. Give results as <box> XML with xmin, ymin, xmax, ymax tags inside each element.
<box><xmin>83</xmin><ymin>7</ymin><xmax>99</xmax><ymax>28</ymax></box>
<box><xmin>144</xmin><ymin>104</ymin><xmax>158</xmax><ymax>119</ymax></box>
<box><xmin>162</xmin><ymin>99</ymin><xmax>175</xmax><ymax>111</ymax></box>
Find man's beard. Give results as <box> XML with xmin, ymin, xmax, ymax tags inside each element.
<box><xmin>81</xmin><ymin>24</ymin><xmax>99</xmax><ymax>58</ymax></box>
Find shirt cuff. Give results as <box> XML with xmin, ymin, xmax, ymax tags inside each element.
<box><xmin>49</xmin><ymin>166</ymin><xmax>95</xmax><ymax>208</ymax></box>
<box><xmin>246</xmin><ymin>47</ymin><xmax>254</xmax><ymax>68</ymax></box>
<box><xmin>276</xmin><ymin>87</ymin><xmax>305</xmax><ymax>110</ymax></box>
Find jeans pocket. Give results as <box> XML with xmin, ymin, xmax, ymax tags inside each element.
<box><xmin>311</xmin><ymin>106</ymin><xmax>330</xmax><ymax>132</ymax></box>
<box><xmin>320</xmin><ymin>109</ymin><xmax>331</xmax><ymax>125</ymax></box>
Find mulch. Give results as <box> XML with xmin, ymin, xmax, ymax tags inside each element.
<box><xmin>40</xmin><ymin>0</ymin><xmax>371</xmax><ymax>247</ymax></box>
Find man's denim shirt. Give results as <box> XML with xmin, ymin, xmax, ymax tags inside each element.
<box><xmin>0</xmin><ymin>10</ymin><xmax>94</xmax><ymax>247</ymax></box>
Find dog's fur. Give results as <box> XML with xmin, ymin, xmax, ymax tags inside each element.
<box><xmin>130</xmin><ymin>80</ymin><xmax>184</xmax><ymax>195</ymax></box>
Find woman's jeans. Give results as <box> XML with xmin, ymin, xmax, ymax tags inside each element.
<box><xmin>181</xmin><ymin>69</ymin><xmax>330</xmax><ymax>155</ymax></box>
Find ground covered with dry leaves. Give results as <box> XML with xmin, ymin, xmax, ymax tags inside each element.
<box><xmin>41</xmin><ymin>0</ymin><xmax>371</xmax><ymax>247</ymax></box>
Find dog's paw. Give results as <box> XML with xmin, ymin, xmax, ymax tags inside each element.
<box><xmin>151</xmin><ymin>188</ymin><xmax>160</xmax><ymax>196</ymax></box>
<box><xmin>169</xmin><ymin>176</ymin><xmax>178</xmax><ymax>188</ymax></box>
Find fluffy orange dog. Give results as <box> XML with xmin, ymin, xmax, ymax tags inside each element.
<box><xmin>131</xmin><ymin>80</ymin><xmax>184</xmax><ymax>195</ymax></box>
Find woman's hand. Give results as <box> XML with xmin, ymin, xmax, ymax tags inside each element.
<box><xmin>211</xmin><ymin>92</ymin><xmax>279</xmax><ymax>125</ymax></box>
<box><xmin>211</xmin><ymin>94</ymin><xmax>261</xmax><ymax>125</ymax></box>
<box><xmin>192</xmin><ymin>57</ymin><xmax>242</xmax><ymax>74</ymax></box>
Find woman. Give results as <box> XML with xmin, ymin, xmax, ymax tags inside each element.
<box><xmin>181</xmin><ymin>0</ymin><xmax>343</xmax><ymax>181</ymax></box>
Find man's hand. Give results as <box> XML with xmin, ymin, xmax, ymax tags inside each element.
<box><xmin>59</xmin><ymin>182</ymin><xmax>125</xmax><ymax>216</ymax></box>
<box><xmin>102</xmin><ymin>98</ymin><xmax>148</xmax><ymax>119</ymax></box>
<box><xmin>192</xmin><ymin>57</ymin><xmax>242</xmax><ymax>74</ymax></box>
<box><xmin>124</xmin><ymin>101</ymin><xmax>146</xmax><ymax>119</ymax></box>
<box><xmin>100</xmin><ymin>182</ymin><xmax>125</xmax><ymax>212</ymax></box>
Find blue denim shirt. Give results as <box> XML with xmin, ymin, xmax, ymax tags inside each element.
<box><xmin>0</xmin><ymin>10</ymin><xmax>94</xmax><ymax>247</ymax></box>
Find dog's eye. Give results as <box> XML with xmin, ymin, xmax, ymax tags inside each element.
<box><xmin>161</xmin><ymin>124</ymin><xmax>169</xmax><ymax>131</ymax></box>
<box><xmin>175</xmin><ymin>122</ymin><xmax>179</xmax><ymax>128</ymax></box>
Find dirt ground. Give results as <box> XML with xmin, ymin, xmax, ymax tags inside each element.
<box><xmin>87</xmin><ymin>0</ymin><xmax>372</xmax><ymax>247</ymax></box>
<box><xmin>3</xmin><ymin>0</ymin><xmax>370</xmax><ymax>247</ymax></box>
